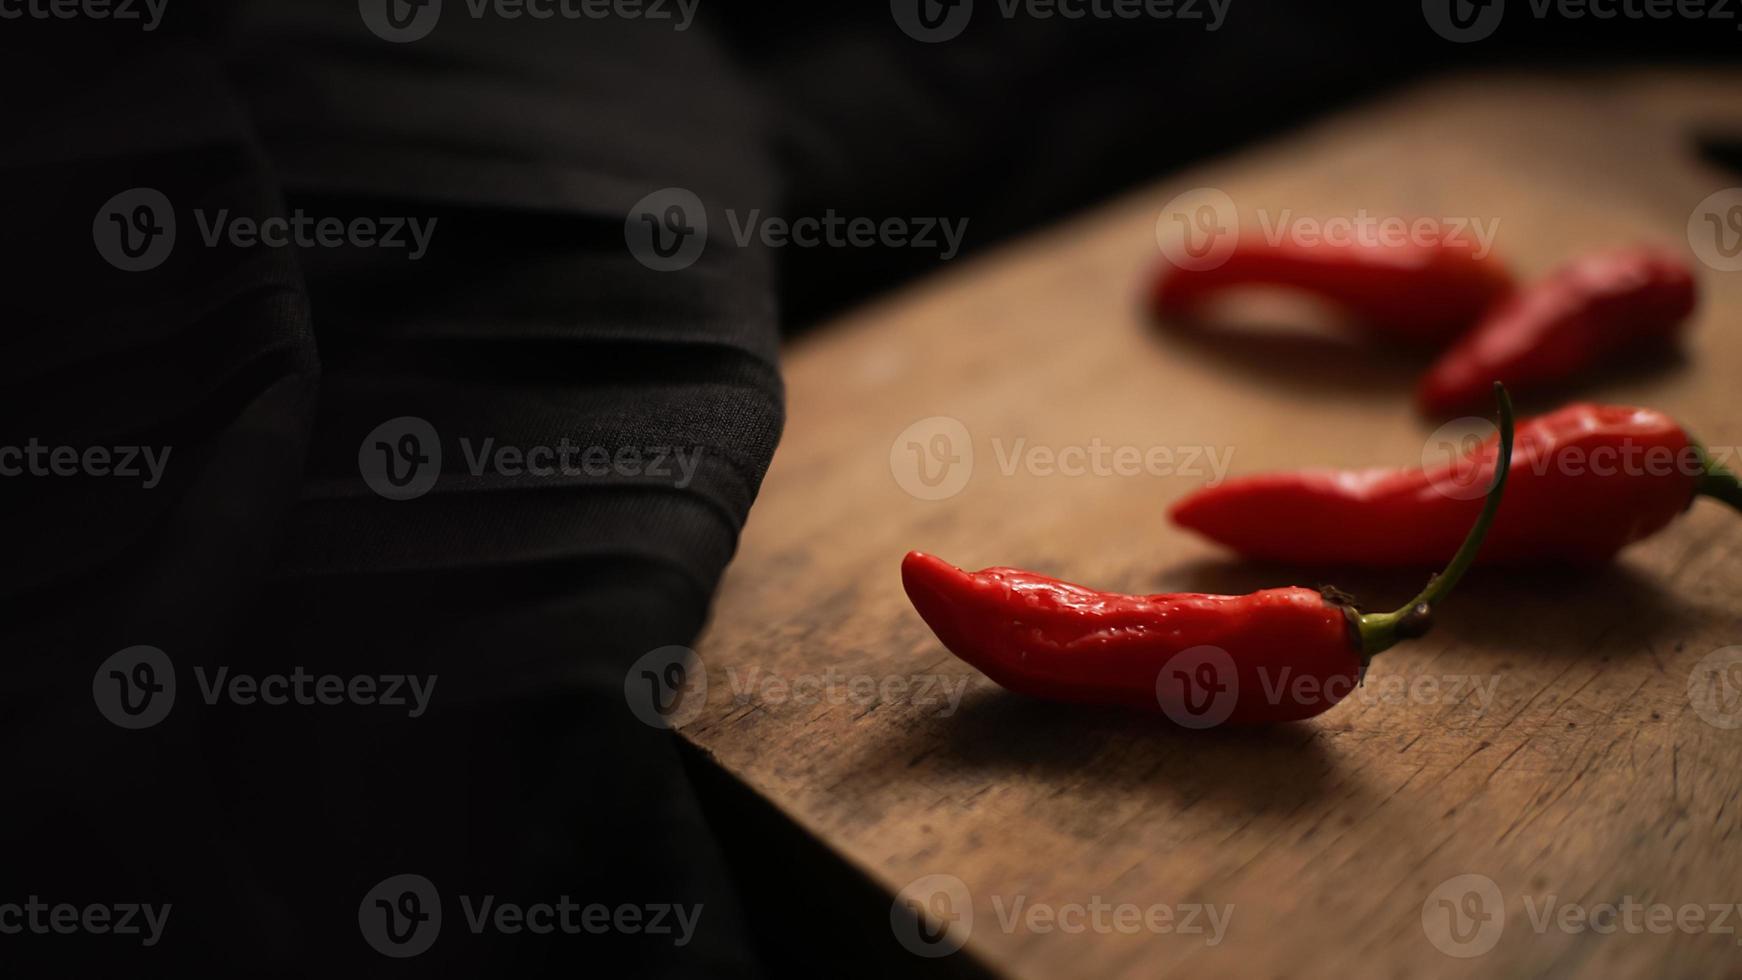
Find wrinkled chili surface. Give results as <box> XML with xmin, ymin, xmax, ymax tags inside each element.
<box><xmin>1172</xmin><ymin>404</ymin><xmax>1696</xmax><ymax>565</ymax></box>
<box><xmin>903</xmin><ymin>552</ymin><xmax>1359</xmax><ymax>722</ymax></box>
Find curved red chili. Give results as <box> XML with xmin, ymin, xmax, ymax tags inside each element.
<box><xmin>1151</xmin><ymin>232</ymin><xmax>1514</xmax><ymax>346</ymax></box>
<box><xmin>905</xmin><ymin>387</ymin><xmax>1518</xmax><ymax>725</ymax></box>
<box><xmin>1417</xmin><ymin>245</ymin><xmax>1697</xmax><ymax>415</ymax></box>
<box><xmin>1171</xmin><ymin>402</ymin><xmax>1742</xmax><ymax>566</ymax></box>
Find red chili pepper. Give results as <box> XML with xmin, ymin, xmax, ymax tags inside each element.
<box><xmin>1417</xmin><ymin>245</ymin><xmax>1697</xmax><ymax>415</ymax></box>
<box><xmin>904</xmin><ymin>387</ymin><xmax>1518</xmax><ymax>725</ymax></box>
<box><xmin>1151</xmin><ymin>231</ymin><xmax>1514</xmax><ymax>346</ymax></box>
<box><xmin>1171</xmin><ymin>402</ymin><xmax>1742</xmax><ymax>566</ymax></box>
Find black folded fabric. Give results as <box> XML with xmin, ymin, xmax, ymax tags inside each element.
<box><xmin>2</xmin><ymin>5</ymin><xmax>777</xmax><ymax>975</ymax></box>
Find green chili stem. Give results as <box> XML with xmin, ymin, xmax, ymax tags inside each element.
<box><xmin>1695</xmin><ymin>445</ymin><xmax>1742</xmax><ymax>514</ymax></box>
<box><xmin>1357</xmin><ymin>383</ymin><xmax>1515</xmax><ymax>659</ymax></box>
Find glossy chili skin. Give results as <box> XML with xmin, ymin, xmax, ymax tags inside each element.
<box><xmin>902</xmin><ymin>551</ymin><xmax>1360</xmax><ymax>723</ymax></box>
<box><xmin>1418</xmin><ymin>246</ymin><xmax>1697</xmax><ymax>415</ymax></box>
<box><xmin>1171</xmin><ymin>404</ymin><xmax>1698</xmax><ymax>566</ymax></box>
<box><xmin>1151</xmin><ymin>233</ymin><xmax>1514</xmax><ymax>346</ymax></box>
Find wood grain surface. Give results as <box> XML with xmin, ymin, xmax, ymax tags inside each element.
<box><xmin>682</xmin><ymin>70</ymin><xmax>1742</xmax><ymax>978</ymax></box>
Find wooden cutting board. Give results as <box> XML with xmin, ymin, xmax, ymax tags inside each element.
<box><xmin>683</xmin><ymin>69</ymin><xmax>1742</xmax><ymax>979</ymax></box>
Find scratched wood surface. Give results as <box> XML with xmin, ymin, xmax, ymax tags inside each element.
<box><xmin>683</xmin><ymin>70</ymin><xmax>1742</xmax><ymax>978</ymax></box>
